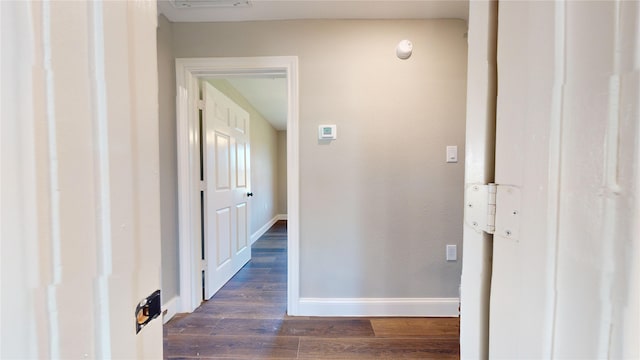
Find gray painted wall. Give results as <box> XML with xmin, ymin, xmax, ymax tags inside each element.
<box><xmin>277</xmin><ymin>131</ymin><xmax>287</xmax><ymax>214</ymax></box>
<box><xmin>157</xmin><ymin>14</ymin><xmax>179</xmax><ymax>303</ymax></box>
<box><xmin>206</xmin><ymin>79</ymin><xmax>280</xmax><ymax>237</ymax></box>
<box><xmin>167</xmin><ymin>19</ymin><xmax>467</xmax><ymax>299</ymax></box>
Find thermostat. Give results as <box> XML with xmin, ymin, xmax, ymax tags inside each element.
<box><xmin>318</xmin><ymin>125</ymin><xmax>337</xmax><ymax>140</ymax></box>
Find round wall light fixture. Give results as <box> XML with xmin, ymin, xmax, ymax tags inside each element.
<box><xmin>396</xmin><ymin>40</ymin><xmax>413</xmax><ymax>60</ymax></box>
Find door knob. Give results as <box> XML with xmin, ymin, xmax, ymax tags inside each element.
<box><xmin>247</xmin><ymin>192</ymin><xmax>254</xmax><ymax>197</ymax></box>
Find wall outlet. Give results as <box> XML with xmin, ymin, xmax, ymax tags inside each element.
<box><xmin>446</xmin><ymin>245</ymin><xmax>457</xmax><ymax>261</ymax></box>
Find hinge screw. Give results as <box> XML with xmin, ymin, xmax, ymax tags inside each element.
<box><xmin>472</xmin><ymin>221</ymin><xmax>478</xmax><ymax>227</ymax></box>
<box><xmin>505</xmin><ymin>230</ymin><xmax>512</xmax><ymax>236</ymax></box>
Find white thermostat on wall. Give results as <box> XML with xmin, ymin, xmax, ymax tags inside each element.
<box><xmin>318</xmin><ymin>125</ymin><xmax>337</xmax><ymax>140</ymax></box>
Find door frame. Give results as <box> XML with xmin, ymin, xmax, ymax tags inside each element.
<box><xmin>460</xmin><ymin>1</ymin><xmax>498</xmax><ymax>358</ymax></box>
<box><xmin>175</xmin><ymin>56</ymin><xmax>300</xmax><ymax>314</ymax></box>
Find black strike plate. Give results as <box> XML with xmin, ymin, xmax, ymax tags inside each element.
<box><xmin>135</xmin><ymin>290</ymin><xmax>161</xmax><ymax>334</ymax></box>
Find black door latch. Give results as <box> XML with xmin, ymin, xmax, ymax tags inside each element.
<box><xmin>135</xmin><ymin>290</ymin><xmax>161</xmax><ymax>334</ymax></box>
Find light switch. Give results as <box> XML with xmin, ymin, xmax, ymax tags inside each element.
<box><xmin>446</xmin><ymin>146</ymin><xmax>458</xmax><ymax>163</ymax></box>
<box><xmin>446</xmin><ymin>245</ymin><xmax>457</xmax><ymax>261</ymax></box>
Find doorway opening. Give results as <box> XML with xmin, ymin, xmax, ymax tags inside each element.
<box><xmin>175</xmin><ymin>56</ymin><xmax>300</xmax><ymax>316</ymax></box>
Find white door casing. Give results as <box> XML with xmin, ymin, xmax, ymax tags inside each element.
<box><xmin>175</xmin><ymin>57</ymin><xmax>300</xmax><ymax>314</ymax></box>
<box><xmin>203</xmin><ymin>82</ymin><xmax>251</xmax><ymax>299</ymax></box>
<box><xmin>459</xmin><ymin>1</ymin><xmax>498</xmax><ymax>359</ymax></box>
<box><xmin>1</xmin><ymin>1</ymin><xmax>162</xmax><ymax>358</ymax></box>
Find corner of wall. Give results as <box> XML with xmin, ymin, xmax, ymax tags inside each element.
<box><xmin>162</xmin><ymin>295</ymin><xmax>181</xmax><ymax>324</ymax></box>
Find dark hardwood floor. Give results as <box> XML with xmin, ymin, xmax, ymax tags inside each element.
<box><xmin>164</xmin><ymin>221</ymin><xmax>460</xmax><ymax>359</ymax></box>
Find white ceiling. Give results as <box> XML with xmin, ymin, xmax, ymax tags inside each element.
<box><xmin>225</xmin><ymin>77</ymin><xmax>288</xmax><ymax>130</ymax></box>
<box><xmin>158</xmin><ymin>1</ymin><xmax>469</xmax><ymax>23</ymax></box>
<box><xmin>162</xmin><ymin>0</ymin><xmax>469</xmax><ymax>130</ymax></box>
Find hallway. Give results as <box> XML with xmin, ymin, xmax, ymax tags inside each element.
<box><xmin>164</xmin><ymin>221</ymin><xmax>460</xmax><ymax>359</ymax></box>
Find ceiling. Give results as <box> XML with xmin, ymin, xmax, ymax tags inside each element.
<box><xmin>158</xmin><ymin>1</ymin><xmax>469</xmax><ymax>23</ymax></box>
<box><xmin>225</xmin><ymin>77</ymin><xmax>288</xmax><ymax>130</ymax></box>
<box><xmin>162</xmin><ymin>0</ymin><xmax>469</xmax><ymax>130</ymax></box>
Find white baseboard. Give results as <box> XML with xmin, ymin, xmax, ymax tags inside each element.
<box><xmin>250</xmin><ymin>214</ymin><xmax>288</xmax><ymax>244</ymax></box>
<box><xmin>297</xmin><ymin>297</ymin><xmax>460</xmax><ymax>317</ymax></box>
<box><xmin>162</xmin><ymin>295</ymin><xmax>180</xmax><ymax>324</ymax></box>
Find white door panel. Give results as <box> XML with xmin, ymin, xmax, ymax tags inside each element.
<box><xmin>215</xmin><ymin>132</ymin><xmax>231</xmax><ymax>190</ymax></box>
<box><xmin>215</xmin><ymin>208</ymin><xmax>232</xmax><ymax>267</ymax></box>
<box><xmin>237</xmin><ymin>203</ymin><xmax>249</xmax><ymax>252</ymax></box>
<box><xmin>1</xmin><ymin>1</ymin><xmax>162</xmax><ymax>358</ymax></box>
<box><xmin>236</xmin><ymin>141</ymin><xmax>247</xmax><ymax>187</ymax></box>
<box><xmin>491</xmin><ymin>1</ymin><xmax>640</xmax><ymax>358</ymax></box>
<box><xmin>203</xmin><ymin>82</ymin><xmax>251</xmax><ymax>299</ymax></box>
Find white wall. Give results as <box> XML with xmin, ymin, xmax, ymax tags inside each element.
<box><xmin>168</xmin><ymin>20</ymin><xmax>468</xmax><ymax>302</ymax></box>
<box><xmin>157</xmin><ymin>14</ymin><xmax>180</xmax><ymax>305</ymax></box>
<box><xmin>492</xmin><ymin>1</ymin><xmax>640</xmax><ymax>358</ymax></box>
<box><xmin>277</xmin><ymin>130</ymin><xmax>288</xmax><ymax>214</ymax></box>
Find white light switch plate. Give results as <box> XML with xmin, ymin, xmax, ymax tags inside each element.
<box><xmin>446</xmin><ymin>245</ymin><xmax>457</xmax><ymax>261</ymax></box>
<box><xmin>446</xmin><ymin>146</ymin><xmax>458</xmax><ymax>163</ymax></box>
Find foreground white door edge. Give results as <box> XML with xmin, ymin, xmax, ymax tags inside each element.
<box><xmin>459</xmin><ymin>1</ymin><xmax>498</xmax><ymax>359</ymax></box>
<box><xmin>1</xmin><ymin>1</ymin><xmax>163</xmax><ymax>358</ymax></box>
<box><xmin>491</xmin><ymin>1</ymin><xmax>640</xmax><ymax>358</ymax></box>
<box><xmin>202</xmin><ymin>81</ymin><xmax>251</xmax><ymax>299</ymax></box>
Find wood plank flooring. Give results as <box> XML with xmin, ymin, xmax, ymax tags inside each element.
<box><xmin>164</xmin><ymin>221</ymin><xmax>460</xmax><ymax>359</ymax></box>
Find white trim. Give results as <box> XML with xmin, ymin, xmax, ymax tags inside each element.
<box><xmin>175</xmin><ymin>57</ymin><xmax>300</xmax><ymax>314</ymax></box>
<box><xmin>176</xmin><ymin>60</ymin><xmax>200</xmax><ymax>313</ymax></box>
<box><xmin>297</xmin><ymin>297</ymin><xmax>460</xmax><ymax>317</ymax></box>
<box><xmin>250</xmin><ymin>214</ymin><xmax>287</xmax><ymax>244</ymax></box>
<box><xmin>162</xmin><ymin>296</ymin><xmax>180</xmax><ymax>324</ymax></box>
<box><xmin>545</xmin><ymin>1</ymin><xmax>566</xmax><ymax>356</ymax></box>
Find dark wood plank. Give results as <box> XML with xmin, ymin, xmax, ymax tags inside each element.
<box><xmin>240</xmin><ymin>281</ymin><xmax>288</xmax><ymax>291</ymax></box>
<box><xmin>166</xmin><ymin>334</ymin><xmax>299</xmax><ymax>358</ymax></box>
<box><xmin>298</xmin><ymin>337</ymin><xmax>459</xmax><ymax>359</ymax></box>
<box><xmin>226</xmin><ymin>272</ymin><xmax>286</xmax><ymax>283</ymax></box>
<box><xmin>280</xmin><ymin>319</ymin><xmax>375</xmax><ymax>337</ymax></box>
<box><xmin>246</xmin><ymin>255</ymin><xmax>277</xmax><ymax>264</ymax></box>
<box><xmin>194</xmin><ymin>302</ymin><xmax>287</xmax><ymax>319</ymax></box>
<box><xmin>210</xmin><ymin>289</ymin><xmax>287</xmax><ymax>303</ymax></box>
<box><xmin>209</xmin><ymin>318</ymin><xmax>375</xmax><ymax>337</ymax></box>
<box><xmin>209</xmin><ymin>319</ymin><xmax>287</xmax><ymax>337</ymax></box>
<box><xmin>164</xmin><ymin>315</ymin><xmax>221</xmax><ymax>335</ymax></box>
<box><xmin>370</xmin><ymin>317</ymin><xmax>460</xmax><ymax>338</ymax></box>
<box><xmin>167</xmin><ymin>357</ymin><xmax>297</xmax><ymax>360</ymax></box>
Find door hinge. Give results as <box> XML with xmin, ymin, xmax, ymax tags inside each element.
<box><xmin>200</xmin><ymin>259</ymin><xmax>207</xmax><ymax>271</ymax></box>
<box><xmin>199</xmin><ymin>180</ymin><xmax>206</xmax><ymax>191</ymax></box>
<box><xmin>465</xmin><ymin>183</ymin><xmax>521</xmax><ymax>240</ymax></box>
<box><xmin>197</xmin><ymin>99</ymin><xmax>205</xmax><ymax>110</ymax></box>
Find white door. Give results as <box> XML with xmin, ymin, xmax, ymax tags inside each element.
<box><xmin>489</xmin><ymin>1</ymin><xmax>639</xmax><ymax>359</ymax></box>
<box><xmin>1</xmin><ymin>1</ymin><xmax>162</xmax><ymax>358</ymax></box>
<box><xmin>202</xmin><ymin>81</ymin><xmax>252</xmax><ymax>299</ymax></box>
